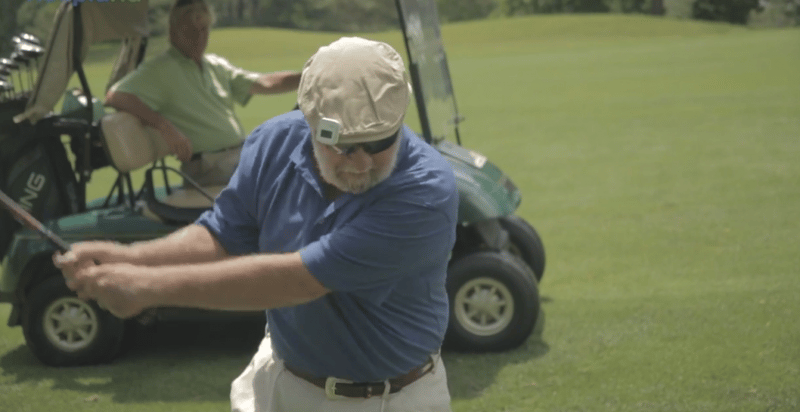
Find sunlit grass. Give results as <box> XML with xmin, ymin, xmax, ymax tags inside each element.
<box><xmin>2</xmin><ymin>14</ymin><xmax>799</xmax><ymax>412</ymax></box>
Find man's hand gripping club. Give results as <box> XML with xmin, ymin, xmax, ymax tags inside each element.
<box><xmin>53</xmin><ymin>242</ymin><xmax>155</xmax><ymax>319</ymax></box>
<box><xmin>0</xmin><ymin>189</ymin><xmax>150</xmax><ymax>319</ymax></box>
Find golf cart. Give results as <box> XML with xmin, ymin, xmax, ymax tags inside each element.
<box><xmin>0</xmin><ymin>0</ymin><xmax>545</xmax><ymax>366</ymax></box>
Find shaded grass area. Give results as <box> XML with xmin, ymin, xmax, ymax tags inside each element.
<box><xmin>2</xmin><ymin>14</ymin><xmax>799</xmax><ymax>412</ymax></box>
<box><xmin>0</xmin><ymin>306</ymin><xmax>263</xmax><ymax>411</ymax></box>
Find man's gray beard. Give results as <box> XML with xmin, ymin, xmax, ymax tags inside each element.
<box><xmin>312</xmin><ymin>140</ymin><xmax>399</xmax><ymax>194</ymax></box>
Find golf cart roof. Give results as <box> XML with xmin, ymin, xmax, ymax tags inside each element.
<box><xmin>396</xmin><ymin>0</ymin><xmax>463</xmax><ymax>144</ymax></box>
<box><xmin>15</xmin><ymin>0</ymin><xmax>462</xmax><ymax>142</ymax></box>
<box><xmin>14</xmin><ymin>0</ymin><xmax>148</xmax><ymax>124</ymax></box>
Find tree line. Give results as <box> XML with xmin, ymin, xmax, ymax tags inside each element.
<box><xmin>3</xmin><ymin>0</ymin><xmax>799</xmax><ymax>56</ymax></box>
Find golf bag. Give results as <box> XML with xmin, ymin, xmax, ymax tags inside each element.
<box><xmin>0</xmin><ymin>99</ymin><xmax>79</xmax><ymax>259</ymax></box>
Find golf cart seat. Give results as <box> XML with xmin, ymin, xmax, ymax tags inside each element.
<box><xmin>99</xmin><ymin>111</ymin><xmax>223</xmax><ymax>223</ymax></box>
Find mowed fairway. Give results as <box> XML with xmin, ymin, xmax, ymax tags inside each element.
<box><xmin>1</xmin><ymin>14</ymin><xmax>799</xmax><ymax>412</ymax></box>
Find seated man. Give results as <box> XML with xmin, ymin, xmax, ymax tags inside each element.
<box><xmin>105</xmin><ymin>0</ymin><xmax>300</xmax><ymax>186</ymax></box>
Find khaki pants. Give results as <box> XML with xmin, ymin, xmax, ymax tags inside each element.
<box><xmin>231</xmin><ymin>336</ymin><xmax>452</xmax><ymax>412</ymax></box>
<box><xmin>181</xmin><ymin>145</ymin><xmax>243</xmax><ymax>187</ymax></box>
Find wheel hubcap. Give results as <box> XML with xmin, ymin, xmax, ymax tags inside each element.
<box><xmin>42</xmin><ymin>297</ymin><xmax>99</xmax><ymax>352</ymax></box>
<box><xmin>454</xmin><ymin>277</ymin><xmax>514</xmax><ymax>336</ymax></box>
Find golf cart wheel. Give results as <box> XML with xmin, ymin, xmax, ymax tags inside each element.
<box><xmin>444</xmin><ymin>251</ymin><xmax>540</xmax><ymax>352</ymax></box>
<box><xmin>499</xmin><ymin>215</ymin><xmax>546</xmax><ymax>281</ymax></box>
<box><xmin>21</xmin><ymin>276</ymin><xmax>125</xmax><ymax>366</ymax></box>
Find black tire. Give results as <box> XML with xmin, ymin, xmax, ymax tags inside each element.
<box><xmin>498</xmin><ymin>215</ymin><xmax>546</xmax><ymax>281</ymax></box>
<box><xmin>444</xmin><ymin>251</ymin><xmax>540</xmax><ymax>352</ymax></box>
<box><xmin>21</xmin><ymin>276</ymin><xmax>126</xmax><ymax>366</ymax></box>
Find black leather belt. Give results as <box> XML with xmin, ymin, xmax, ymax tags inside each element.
<box><xmin>284</xmin><ymin>358</ymin><xmax>434</xmax><ymax>399</ymax></box>
<box><xmin>189</xmin><ymin>143</ymin><xmax>243</xmax><ymax>161</ymax></box>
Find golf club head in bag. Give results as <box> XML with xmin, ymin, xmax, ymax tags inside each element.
<box><xmin>15</xmin><ymin>43</ymin><xmax>43</xmax><ymax>92</ymax></box>
<box><xmin>0</xmin><ymin>57</ymin><xmax>23</xmax><ymax>94</ymax></box>
<box><xmin>0</xmin><ymin>79</ymin><xmax>13</xmax><ymax>101</ymax></box>
<box><xmin>15</xmin><ymin>33</ymin><xmax>42</xmax><ymax>46</ymax></box>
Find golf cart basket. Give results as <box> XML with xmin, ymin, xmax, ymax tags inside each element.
<box><xmin>0</xmin><ymin>0</ymin><xmax>150</xmax><ymax>259</ymax></box>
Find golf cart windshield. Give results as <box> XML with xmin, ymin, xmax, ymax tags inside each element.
<box><xmin>397</xmin><ymin>0</ymin><xmax>462</xmax><ymax>144</ymax></box>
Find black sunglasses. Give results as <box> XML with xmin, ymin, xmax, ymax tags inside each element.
<box><xmin>330</xmin><ymin>130</ymin><xmax>400</xmax><ymax>156</ymax></box>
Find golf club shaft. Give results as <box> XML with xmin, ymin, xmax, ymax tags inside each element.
<box><xmin>0</xmin><ymin>189</ymin><xmax>147</xmax><ymax>318</ymax></box>
<box><xmin>25</xmin><ymin>62</ymin><xmax>33</xmax><ymax>91</ymax></box>
<box><xmin>0</xmin><ymin>189</ymin><xmax>71</xmax><ymax>252</ymax></box>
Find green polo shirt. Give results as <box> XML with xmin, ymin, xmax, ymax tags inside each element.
<box><xmin>110</xmin><ymin>46</ymin><xmax>259</xmax><ymax>153</ymax></box>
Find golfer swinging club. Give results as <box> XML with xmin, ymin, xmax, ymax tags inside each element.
<box><xmin>54</xmin><ymin>37</ymin><xmax>458</xmax><ymax>411</ymax></box>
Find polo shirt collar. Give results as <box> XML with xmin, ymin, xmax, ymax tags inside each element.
<box><xmin>167</xmin><ymin>45</ymin><xmax>205</xmax><ymax>69</ymax></box>
<box><xmin>288</xmin><ymin>128</ymin><xmax>409</xmax><ymax>219</ymax></box>
<box><xmin>290</xmin><ymin>137</ymin><xmax>319</xmax><ymax>192</ymax></box>
<box><xmin>289</xmin><ymin>138</ymin><xmax>356</xmax><ymax>220</ymax></box>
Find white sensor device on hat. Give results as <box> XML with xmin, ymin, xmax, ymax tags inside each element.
<box><xmin>316</xmin><ymin>117</ymin><xmax>341</xmax><ymax>145</ymax></box>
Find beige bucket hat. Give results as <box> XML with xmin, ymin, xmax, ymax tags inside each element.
<box><xmin>298</xmin><ymin>37</ymin><xmax>411</xmax><ymax>144</ymax></box>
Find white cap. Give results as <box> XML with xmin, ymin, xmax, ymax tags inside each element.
<box><xmin>298</xmin><ymin>37</ymin><xmax>410</xmax><ymax>143</ymax></box>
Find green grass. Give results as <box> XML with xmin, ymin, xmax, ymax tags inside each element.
<box><xmin>2</xmin><ymin>14</ymin><xmax>800</xmax><ymax>411</ymax></box>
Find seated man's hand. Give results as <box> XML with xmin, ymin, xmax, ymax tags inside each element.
<box><xmin>105</xmin><ymin>90</ymin><xmax>194</xmax><ymax>162</ymax></box>
<box><xmin>160</xmin><ymin>124</ymin><xmax>194</xmax><ymax>162</ymax></box>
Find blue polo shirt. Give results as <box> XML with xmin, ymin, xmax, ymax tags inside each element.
<box><xmin>196</xmin><ymin>110</ymin><xmax>458</xmax><ymax>381</ymax></box>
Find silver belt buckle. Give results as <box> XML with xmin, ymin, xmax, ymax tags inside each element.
<box><xmin>324</xmin><ymin>376</ymin><xmax>353</xmax><ymax>400</ymax></box>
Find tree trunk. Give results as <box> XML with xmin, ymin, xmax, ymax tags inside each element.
<box><xmin>0</xmin><ymin>0</ymin><xmax>26</xmax><ymax>56</ymax></box>
<box><xmin>250</xmin><ymin>0</ymin><xmax>259</xmax><ymax>23</ymax></box>
<box><xmin>651</xmin><ymin>0</ymin><xmax>665</xmax><ymax>15</ymax></box>
<box><xmin>237</xmin><ymin>0</ymin><xmax>245</xmax><ymax>23</ymax></box>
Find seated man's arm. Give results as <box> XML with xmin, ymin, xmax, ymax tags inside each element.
<box><xmin>105</xmin><ymin>90</ymin><xmax>193</xmax><ymax>162</ymax></box>
<box><xmin>249</xmin><ymin>71</ymin><xmax>301</xmax><ymax>95</ymax></box>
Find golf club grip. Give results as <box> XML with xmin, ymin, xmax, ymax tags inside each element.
<box><xmin>0</xmin><ymin>190</ymin><xmax>156</xmax><ymax>320</ymax></box>
<box><xmin>0</xmin><ymin>190</ymin><xmax>71</xmax><ymax>252</ymax></box>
